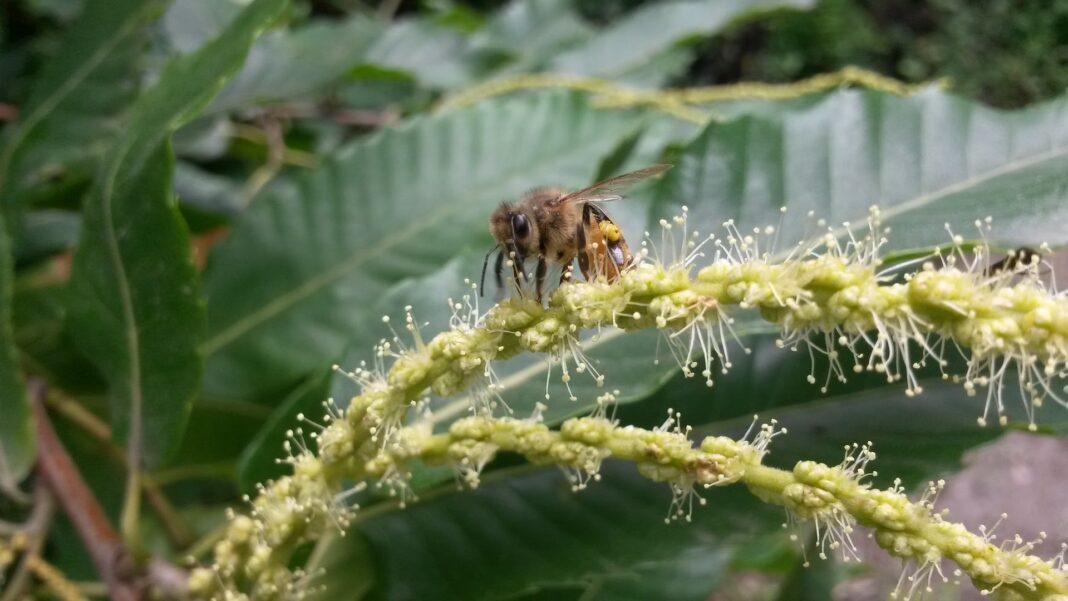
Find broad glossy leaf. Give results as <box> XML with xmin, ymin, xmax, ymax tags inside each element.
<box><xmin>0</xmin><ymin>0</ymin><xmax>163</xmax><ymax>216</ymax></box>
<box><xmin>354</xmin><ymin>464</ymin><xmax>774</xmax><ymax>601</ymax></box>
<box><xmin>655</xmin><ymin>88</ymin><xmax>1068</xmax><ymax>251</ymax></box>
<box><xmin>205</xmin><ymin>15</ymin><xmax>381</xmax><ymax>114</ymax></box>
<box><xmin>201</xmin><ymin>91</ymin><xmax>641</xmax><ymax>401</ymax></box>
<box><xmin>66</xmin><ymin>0</ymin><xmax>288</xmax><ymax>465</ymax></box>
<box><xmin>0</xmin><ymin>210</ymin><xmax>33</xmax><ymax>490</ymax></box>
<box><xmin>548</xmin><ymin>0</ymin><xmax>815</xmax><ymax>81</ymax></box>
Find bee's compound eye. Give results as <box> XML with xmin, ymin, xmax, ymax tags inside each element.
<box><xmin>511</xmin><ymin>213</ymin><xmax>530</xmax><ymax>239</ymax></box>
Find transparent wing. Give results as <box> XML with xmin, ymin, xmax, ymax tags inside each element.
<box><xmin>557</xmin><ymin>164</ymin><xmax>671</xmax><ymax>205</ymax></box>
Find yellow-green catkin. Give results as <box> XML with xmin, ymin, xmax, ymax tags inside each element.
<box><xmin>189</xmin><ymin>210</ymin><xmax>1067</xmax><ymax>600</ymax></box>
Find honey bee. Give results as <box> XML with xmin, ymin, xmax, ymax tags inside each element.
<box><xmin>482</xmin><ymin>164</ymin><xmax>672</xmax><ymax>302</ymax></box>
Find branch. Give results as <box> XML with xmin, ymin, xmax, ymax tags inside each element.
<box><xmin>30</xmin><ymin>379</ymin><xmax>142</xmax><ymax>601</ymax></box>
<box><xmin>0</xmin><ymin>482</ymin><xmax>54</xmax><ymax>601</ymax></box>
<box><xmin>44</xmin><ymin>389</ymin><xmax>195</xmax><ymax>549</ymax></box>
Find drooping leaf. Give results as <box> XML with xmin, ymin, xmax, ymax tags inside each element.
<box><xmin>201</xmin><ymin>91</ymin><xmax>641</xmax><ymax>402</ymax></box>
<box><xmin>0</xmin><ymin>0</ymin><xmax>164</xmax><ymax>218</ymax></box>
<box><xmin>0</xmin><ymin>210</ymin><xmax>34</xmax><ymax>490</ymax></box>
<box><xmin>65</xmin><ymin>0</ymin><xmax>288</xmax><ymax>466</ymax></box>
<box><xmin>548</xmin><ymin>0</ymin><xmax>815</xmax><ymax>81</ymax></box>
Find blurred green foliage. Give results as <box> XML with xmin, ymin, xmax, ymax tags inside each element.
<box><xmin>689</xmin><ymin>0</ymin><xmax>1068</xmax><ymax>108</ymax></box>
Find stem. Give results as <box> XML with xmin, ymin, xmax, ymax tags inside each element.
<box><xmin>0</xmin><ymin>482</ymin><xmax>54</xmax><ymax>601</ymax></box>
<box><xmin>23</xmin><ymin>555</ymin><xmax>87</xmax><ymax>601</ymax></box>
<box><xmin>30</xmin><ymin>380</ymin><xmax>141</xmax><ymax>601</ymax></box>
<box><xmin>372</xmin><ymin>415</ymin><xmax>1068</xmax><ymax>599</ymax></box>
<box><xmin>45</xmin><ymin>389</ymin><xmax>195</xmax><ymax>549</ymax></box>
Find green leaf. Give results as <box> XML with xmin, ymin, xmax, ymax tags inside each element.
<box><xmin>354</xmin><ymin>464</ymin><xmax>775</xmax><ymax>601</ymax></box>
<box><xmin>656</xmin><ymin>88</ymin><xmax>1068</xmax><ymax>252</ymax></box>
<box><xmin>205</xmin><ymin>14</ymin><xmax>381</xmax><ymax>114</ymax></box>
<box><xmin>67</xmin><ymin>143</ymin><xmax>200</xmax><ymax>465</ymax></box>
<box><xmin>0</xmin><ymin>210</ymin><xmax>34</xmax><ymax>491</ymax></box>
<box><xmin>65</xmin><ymin>0</ymin><xmax>288</xmax><ymax>465</ymax></box>
<box><xmin>548</xmin><ymin>0</ymin><xmax>815</xmax><ymax>81</ymax></box>
<box><xmin>201</xmin><ymin>91</ymin><xmax>641</xmax><ymax>402</ymax></box>
<box><xmin>13</xmin><ymin>283</ymin><xmax>105</xmax><ymax>395</ymax></box>
<box><xmin>0</xmin><ymin>0</ymin><xmax>163</xmax><ymax>217</ymax></box>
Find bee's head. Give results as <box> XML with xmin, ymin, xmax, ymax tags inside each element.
<box><xmin>489</xmin><ymin>202</ymin><xmax>537</xmax><ymax>256</ymax></box>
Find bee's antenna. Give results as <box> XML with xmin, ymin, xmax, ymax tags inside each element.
<box><xmin>479</xmin><ymin>245</ymin><xmax>497</xmax><ymax>297</ymax></box>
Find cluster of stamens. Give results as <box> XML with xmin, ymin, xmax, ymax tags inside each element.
<box><xmin>189</xmin><ymin>206</ymin><xmax>1068</xmax><ymax>601</ymax></box>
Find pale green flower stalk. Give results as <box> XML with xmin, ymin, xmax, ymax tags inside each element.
<box><xmin>188</xmin><ymin>208</ymin><xmax>1068</xmax><ymax>600</ymax></box>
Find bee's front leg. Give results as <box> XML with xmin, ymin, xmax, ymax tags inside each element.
<box><xmin>534</xmin><ymin>256</ymin><xmax>547</xmax><ymax>304</ymax></box>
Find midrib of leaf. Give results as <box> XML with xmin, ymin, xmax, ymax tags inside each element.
<box><xmin>201</xmin><ymin>128</ymin><xmax>639</xmax><ymax>356</ymax></box>
<box><xmin>99</xmin><ymin>149</ymin><xmax>144</xmax><ymax>479</ymax></box>
<box><xmin>774</xmin><ymin>103</ymin><xmax>1068</xmax><ymax>259</ymax></box>
<box><xmin>862</xmin><ymin>145</ymin><xmax>1067</xmax><ymax>230</ymax></box>
<box><xmin>0</xmin><ymin>3</ymin><xmax>158</xmax><ymax>196</ymax></box>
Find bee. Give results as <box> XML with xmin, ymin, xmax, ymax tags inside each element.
<box><xmin>482</xmin><ymin>164</ymin><xmax>672</xmax><ymax>302</ymax></box>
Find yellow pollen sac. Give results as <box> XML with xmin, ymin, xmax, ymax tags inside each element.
<box><xmin>600</xmin><ymin>221</ymin><xmax>622</xmax><ymax>242</ymax></box>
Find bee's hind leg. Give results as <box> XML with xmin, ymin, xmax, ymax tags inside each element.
<box><xmin>575</xmin><ymin>220</ymin><xmax>590</xmax><ymax>278</ymax></box>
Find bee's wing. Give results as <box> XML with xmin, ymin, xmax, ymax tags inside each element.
<box><xmin>556</xmin><ymin>164</ymin><xmax>671</xmax><ymax>206</ymax></box>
